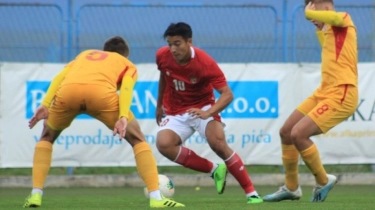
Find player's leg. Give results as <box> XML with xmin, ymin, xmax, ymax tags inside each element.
<box><xmin>263</xmin><ymin>95</ymin><xmax>317</xmax><ymax>202</ymax></box>
<box><xmin>196</xmin><ymin>116</ymin><xmax>260</xmax><ymax>203</ymax></box>
<box><xmin>124</xmin><ymin>114</ymin><xmax>185</xmax><ymax>208</ymax></box>
<box><xmin>24</xmin><ymin>85</ymin><xmax>78</xmax><ymax>208</ymax></box>
<box><xmin>295</xmin><ymin>85</ymin><xmax>357</xmax><ymax>202</ymax></box>
<box><xmin>123</xmin><ymin>113</ymin><xmax>159</xmax><ymax>198</ymax></box>
<box><xmin>94</xmin><ymin>95</ymin><xmax>184</xmax><ymax>208</ymax></box>
<box><xmin>156</xmin><ymin>114</ymin><xmax>217</xmax><ymax>175</ymax></box>
<box><xmin>279</xmin><ymin>110</ymin><xmax>305</xmax><ymax>192</ymax></box>
<box><xmin>23</xmin><ymin>125</ymin><xmax>64</xmax><ymax>208</ymax></box>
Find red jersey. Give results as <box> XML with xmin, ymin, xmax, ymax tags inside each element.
<box><xmin>156</xmin><ymin>46</ymin><xmax>227</xmax><ymax>115</ymax></box>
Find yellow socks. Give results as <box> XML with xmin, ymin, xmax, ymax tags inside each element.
<box><xmin>133</xmin><ymin>142</ymin><xmax>159</xmax><ymax>192</ymax></box>
<box><xmin>282</xmin><ymin>144</ymin><xmax>300</xmax><ymax>191</ymax></box>
<box><xmin>300</xmin><ymin>144</ymin><xmax>328</xmax><ymax>185</ymax></box>
<box><xmin>33</xmin><ymin>141</ymin><xmax>53</xmax><ymax>189</ymax></box>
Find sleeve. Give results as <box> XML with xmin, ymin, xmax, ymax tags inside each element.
<box><xmin>316</xmin><ymin>30</ymin><xmax>325</xmax><ymax>47</ymax></box>
<box><xmin>118</xmin><ymin>65</ymin><xmax>138</xmax><ymax>119</ymax></box>
<box><xmin>206</xmin><ymin>60</ymin><xmax>228</xmax><ymax>90</ymax></box>
<box><xmin>41</xmin><ymin>61</ymin><xmax>73</xmax><ymax>108</ymax></box>
<box><xmin>305</xmin><ymin>10</ymin><xmax>351</xmax><ymax>27</ymax></box>
<box><xmin>156</xmin><ymin>48</ymin><xmax>164</xmax><ymax>71</ymax></box>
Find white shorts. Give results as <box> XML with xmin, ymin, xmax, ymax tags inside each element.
<box><xmin>157</xmin><ymin>105</ymin><xmax>223</xmax><ymax>142</ymax></box>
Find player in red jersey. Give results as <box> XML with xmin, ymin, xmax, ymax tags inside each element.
<box><xmin>155</xmin><ymin>22</ymin><xmax>263</xmax><ymax>204</ymax></box>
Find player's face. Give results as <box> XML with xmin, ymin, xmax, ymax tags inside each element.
<box><xmin>166</xmin><ymin>36</ymin><xmax>192</xmax><ymax>64</ymax></box>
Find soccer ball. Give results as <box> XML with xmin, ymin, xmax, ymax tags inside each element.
<box><xmin>143</xmin><ymin>174</ymin><xmax>175</xmax><ymax>199</ymax></box>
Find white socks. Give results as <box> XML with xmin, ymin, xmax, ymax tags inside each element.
<box><xmin>149</xmin><ymin>190</ymin><xmax>162</xmax><ymax>200</ymax></box>
<box><xmin>32</xmin><ymin>188</ymin><xmax>43</xmax><ymax>195</ymax></box>
<box><xmin>246</xmin><ymin>191</ymin><xmax>259</xmax><ymax>198</ymax></box>
<box><xmin>210</xmin><ymin>164</ymin><xmax>219</xmax><ymax>174</ymax></box>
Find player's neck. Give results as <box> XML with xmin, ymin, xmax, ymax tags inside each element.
<box><xmin>176</xmin><ymin>54</ymin><xmax>191</xmax><ymax>65</ymax></box>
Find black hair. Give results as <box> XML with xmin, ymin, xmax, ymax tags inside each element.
<box><xmin>163</xmin><ymin>22</ymin><xmax>192</xmax><ymax>40</ymax></box>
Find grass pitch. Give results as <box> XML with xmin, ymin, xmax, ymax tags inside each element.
<box><xmin>1</xmin><ymin>185</ymin><xmax>374</xmax><ymax>210</ymax></box>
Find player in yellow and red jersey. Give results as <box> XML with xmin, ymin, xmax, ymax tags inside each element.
<box><xmin>264</xmin><ymin>0</ymin><xmax>358</xmax><ymax>202</ymax></box>
<box><xmin>23</xmin><ymin>36</ymin><xmax>184</xmax><ymax>208</ymax></box>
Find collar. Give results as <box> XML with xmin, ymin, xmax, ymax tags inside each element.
<box><xmin>190</xmin><ymin>47</ymin><xmax>195</xmax><ymax>58</ymax></box>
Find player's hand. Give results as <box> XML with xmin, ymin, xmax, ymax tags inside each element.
<box><xmin>155</xmin><ymin>106</ymin><xmax>164</xmax><ymax>126</ymax></box>
<box><xmin>29</xmin><ymin>106</ymin><xmax>49</xmax><ymax>129</ymax></box>
<box><xmin>113</xmin><ymin>117</ymin><xmax>128</xmax><ymax>139</ymax></box>
<box><xmin>314</xmin><ymin>22</ymin><xmax>324</xmax><ymax>30</ymax></box>
<box><xmin>187</xmin><ymin>108</ymin><xmax>211</xmax><ymax>120</ymax></box>
<box><xmin>305</xmin><ymin>1</ymin><xmax>315</xmax><ymax>13</ymax></box>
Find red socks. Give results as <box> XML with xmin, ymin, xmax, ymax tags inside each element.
<box><xmin>225</xmin><ymin>153</ymin><xmax>255</xmax><ymax>194</ymax></box>
<box><xmin>174</xmin><ymin>147</ymin><xmax>214</xmax><ymax>173</ymax></box>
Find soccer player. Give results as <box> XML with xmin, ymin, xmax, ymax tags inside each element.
<box><xmin>23</xmin><ymin>36</ymin><xmax>185</xmax><ymax>208</ymax></box>
<box><xmin>155</xmin><ymin>22</ymin><xmax>263</xmax><ymax>204</ymax></box>
<box><xmin>263</xmin><ymin>0</ymin><xmax>358</xmax><ymax>202</ymax></box>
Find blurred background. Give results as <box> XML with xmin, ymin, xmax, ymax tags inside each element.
<box><xmin>1</xmin><ymin>0</ymin><xmax>375</xmax><ymax>186</ymax></box>
<box><xmin>1</xmin><ymin>0</ymin><xmax>374</xmax><ymax>64</ymax></box>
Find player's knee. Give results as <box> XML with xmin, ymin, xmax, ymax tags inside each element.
<box><xmin>279</xmin><ymin>125</ymin><xmax>291</xmax><ymax>140</ymax></box>
<box><xmin>156</xmin><ymin>139</ymin><xmax>180</xmax><ymax>161</ymax></box>
<box><xmin>40</xmin><ymin>127</ymin><xmax>59</xmax><ymax>143</ymax></box>
<box><xmin>289</xmin><ymin>127</ymin><xmax>303</xmax><ymax>143</ymax></box>
<box><xmin>156</xmin><ymin>137</ymin><xmax>173</xmax><ymax>154</ymax></box>
<box><xmin>125</xmin><ymin>130</ymin><xmax>146</xmax><ymax>147</ymax></box>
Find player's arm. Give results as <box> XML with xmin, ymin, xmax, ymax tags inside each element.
<box><xmin>306</xmin><ymin>10</ymin><xmax>349</xmax><ymax>27</ymax></box>
<box><xmin>118</xmin><ymin>66</ymin><xmax>138</xmax><ymax>119</ymax></box>
<box><xmin>155</xmin><ymin>72</ymin><xmax>167</xmax><ymax>125</ymax></box>
<box><xmin>206</xmin><ymin>62</ymin><xmax>233</xmax><ymax>116</ymax></box>
<box><xmin>156</xmin><ymin>73</ymin><xmax>166</xmax><ymax>109</ymax></box>
<box><xmin>316</xmin><ymin>30</ymin><xmax>325</xmax><ymax>47</ymax></box>
<box><xmin>207</xmin><ymin>85</ymin><xmax>233</xmax><ymax>116</ymax></box>
<box><xmin>41</xmin><ymin>62</ymin><xmax>73</xmax><ymax>108</ymax></box>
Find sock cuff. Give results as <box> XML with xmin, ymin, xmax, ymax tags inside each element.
<box><xmin>300</xmin><ymin>144</ymin><xmax>318</xmax><ymax>157</ymax></box>
<box><xmin>225</xmin><ymin>152</ymin><xmax>242</xmax><ymax>166</ymax></box>
<box><xmin>133</xmin><ymin>142</ymin><xmax>151</xmax><ymax>156</ymax></box>
<box><xmin>36</xmin><ymin>141</ymin><xmax>53</xmax><ymax>150</ymax></box>
<box><xmin>174</xmin><ymin>147</ymin><xmax>189</xmax><ymax>164</ymax></box>
<box><xmin>282</xmin><ymin>144</ymin><xmax>297</xmax><ymax>151</ymax></box>
<box><xmin>282</xmin><ymin>144</ymin><xmax>299</xmax><ymax>159</ymax></box>
<box><xmin>224</xmin><ymin>152</ymin><xmax>236</xmax><ymax>162</ymax></box>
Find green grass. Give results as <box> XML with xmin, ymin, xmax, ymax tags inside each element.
<box><xmin>1</xmin><ymin>185</ymin><xmax>374</xmax><ymax>210</ymax></box>
<box><xmin>0</xmin><ymin>164</ymin><xmax>373</xmax><ymax>176</ymax></box>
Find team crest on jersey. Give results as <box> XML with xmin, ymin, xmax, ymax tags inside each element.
<box><xmin>166</xmin><ymin>71</ymin><xmax>170</xmax><ymax>76</ymax></box>
<box><xmin>190</xmin><ymin>77</ymin><xmax>197</xmax><ymax>84</ymax></box>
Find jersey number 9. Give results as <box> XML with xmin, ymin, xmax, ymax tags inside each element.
<box><xmin>86</xmin><ymin>51</ymin><xmax>108</xmax><ymax>61</ymax></box>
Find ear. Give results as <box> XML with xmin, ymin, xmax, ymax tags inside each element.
<box><xmin>187</xmin><ymin>38</ymin><xmax>193</xmax><ymax>46</ymax></box>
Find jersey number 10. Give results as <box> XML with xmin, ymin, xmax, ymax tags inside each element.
<box><xmin>173</xmin><ymin>79</ymin><xmax>185</xmax><ymax>91</ymax></box>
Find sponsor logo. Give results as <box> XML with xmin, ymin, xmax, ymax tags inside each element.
<box><xmin>218</xmin><ymin>81</ymin><xmax>278</xmax><ymax>118</ymax></box>
<box><xmin>26</xmin><ymin>81</ymin><xmax>278</xmax><ymax>119</ymax></box>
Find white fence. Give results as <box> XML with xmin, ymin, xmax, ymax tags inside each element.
<box><xmin>1</xmin><ymin>63</ymin><xmax>374</xmax><ymax>168</ymax></box>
